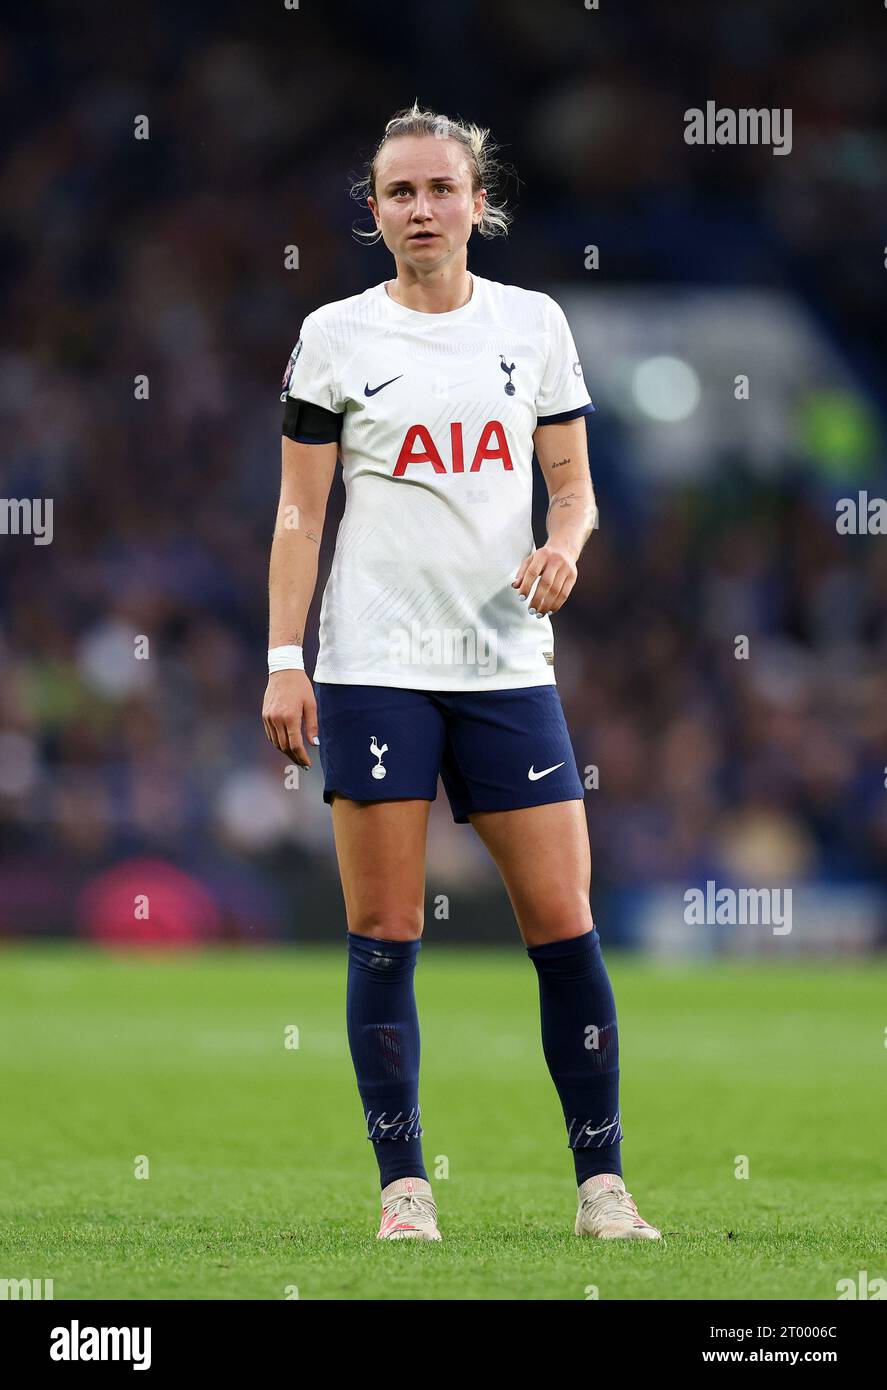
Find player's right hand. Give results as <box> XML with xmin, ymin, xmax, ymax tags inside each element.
<box><xmin>262</xmin><ymin>669</ymin><xmax>318</xmax><ymax>768</ymax></box>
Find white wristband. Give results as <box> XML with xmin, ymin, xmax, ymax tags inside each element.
<box><xmin>268</xmin><ymin>644</ymin><xmax>304</xmax><ymax>673</ymax></box>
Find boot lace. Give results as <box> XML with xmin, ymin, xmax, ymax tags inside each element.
<box><xmin>580</xmin><ymin>1186</ymin><xmax>640</xmax><ymax>1221</ymax></box>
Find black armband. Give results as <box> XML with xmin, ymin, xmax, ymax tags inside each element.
<box><xmin>282</xmin><ymin>396</ymin><xmax>343</xmax><ymax>444</ymax></box>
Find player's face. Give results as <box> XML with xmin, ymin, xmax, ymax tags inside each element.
<box><xmin>367</xmin><ymin>135</ymin><xmax>486</xmax><ymax>271</ymax></box>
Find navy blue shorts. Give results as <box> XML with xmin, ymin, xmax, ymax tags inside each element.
<box><xmin>314</xmin><ymin>682</ymin><xmax>585</xmax><ymax>824</ymax></box>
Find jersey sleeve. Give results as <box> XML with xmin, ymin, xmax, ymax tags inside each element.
<box><xmin>534</xmin><ymin>296</ymin><xmax>595</xmax><ymax>425</ymax></box>
<box><xmin>280</xmin><ymin>311</ymin><xmax>342</xmax><ymax>413</ymax></box>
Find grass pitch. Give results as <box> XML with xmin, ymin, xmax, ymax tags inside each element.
<box><xmin>0</xmin><ymin>944</ymin><xmax>884</xmax><ymax>1300</ymax></box>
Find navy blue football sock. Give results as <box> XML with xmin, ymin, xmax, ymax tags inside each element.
<box><xmin>345</xmin><ymin>931</ymin><xmax>429</xmax><ymax>1189</ymax></box>
<box><xmin>527</xmin><ymin>929</ymin><xmax>623</xmax><ymax>1186</ymax></box>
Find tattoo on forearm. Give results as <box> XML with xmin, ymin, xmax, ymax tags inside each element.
<box><xmin>306</xmin><ymin>530</ymin><xmax>319</xmax><ymax>544</ymax></box>
<box><xmin>547</xmin><ymin>491</ymin><xmax>579</xmax><ymax>512</ymax></box>
<box><xmin>550</xmin><ymin>456</ymin><xmax>571</xmax><ymax>469</ymax></box>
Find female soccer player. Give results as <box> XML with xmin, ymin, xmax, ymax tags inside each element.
<box><xmin>263</xmin><ymin>103</ymin><xmax>661</xmax><ymax>1242</ymax></box>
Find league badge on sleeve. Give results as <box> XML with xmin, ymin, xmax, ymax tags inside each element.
<box><xmin>280</xmin><ymin>337</ymin><xmax>303</xmax><ymax>401</ymax></box>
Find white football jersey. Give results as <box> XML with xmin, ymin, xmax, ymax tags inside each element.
<box><xmin>281</xmin><ymin>273</ymin><xmax>594</xmax><ymax>691</ymax></box>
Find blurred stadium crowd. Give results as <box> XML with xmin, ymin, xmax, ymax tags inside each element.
<box><xmin>1</xmin><ymin>1</ymin><xmax>884</xmax><ymax>940</ymax></box>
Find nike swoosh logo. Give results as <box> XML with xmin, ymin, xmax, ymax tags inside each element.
<box><xmin>528</xmin><ymin>762</ymin><xmax>565</xmax><ymax>781</ymax></box>
<box><xmin>364</xmin><ymin>375</ymin><xmax>403</xmax><ymax>396</ymax></box>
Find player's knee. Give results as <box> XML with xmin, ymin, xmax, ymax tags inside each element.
<box><xmin>349</xmin><ymin>912</ymin><xmax>423</xmax><ymax>942</ymax></box>
<box><xmin>522</xmin><ymin>908</ymin><xmax>594</xmax><ymax>946</ymax></box>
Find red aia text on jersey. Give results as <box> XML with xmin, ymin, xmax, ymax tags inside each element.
<box><xmin>393</xmin><ymin>422</ymin><xmax>513</xmax><ymax>477</ymax></box>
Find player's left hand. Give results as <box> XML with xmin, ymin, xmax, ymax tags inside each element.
<box><xmin>511</xmin><ymin>544</ymin><xmax>578</xmax><ymax>617</ymax></box>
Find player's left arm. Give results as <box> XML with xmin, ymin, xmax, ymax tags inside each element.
<box><xmin>512</xmin><ymin>417</ymin><xmax>598</xmax><ymax>617</ymax></box>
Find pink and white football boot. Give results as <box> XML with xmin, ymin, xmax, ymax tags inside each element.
<box><xmin>376</xmin><ymin>1177</ymin><xmax>442</xmax><ymax>1241</ymax></box>
<box><xmin>575</xmin><ymin>1173</ymin><xmax>662</xmax><ymax>1240</ymax></box>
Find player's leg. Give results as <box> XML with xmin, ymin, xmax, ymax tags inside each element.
<box><xmin>467</xmin><ymin>799</ymin><xmax>622</xmax><ymax>1173</ymax></box>
<box><xmin>466</xmin><ymin>797</ymin><xmax>593</xmax><ymax>947</ymax></box>
<box><xmin>331</xmin><ymin>794</ymin><xmax>429</xmax><ymax>942</ymax></box>
<box><xmin>449</xmin><ymin>694</ymin><xmax>623</xmax><ymax>1182</ymax></box>
<box><xmin>468</xmin><ymin>798</ymin><xmax>660</xmax><ymax>1237</ymax></box>
<box><xmin>330</xmin><ymin>796</ymin><xmax>440</xmax><ymax>1239</ymax></box>
<box><xmin>313</xmin><ymin>681</ymin><xmax>446</xmax><ymax>1239</ymax></box>
<box><xmin>440</xmin><ymin>683</ymin><xmax>660</xmax><ymax>1238</ymax></box>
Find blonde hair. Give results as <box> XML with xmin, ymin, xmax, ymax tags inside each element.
<box><xmin>350</xmin><ymin>100</ymin><xmax>514</xmax><ymax>243</ymax></box>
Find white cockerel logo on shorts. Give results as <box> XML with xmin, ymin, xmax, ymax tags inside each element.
<box><xmin>369</xmin><ymin>734</ymin><xmax>388</xmax><ymax>780</ymax></box>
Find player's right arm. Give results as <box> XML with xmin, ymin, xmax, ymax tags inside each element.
<box><xmin>262</xmin><ymin>434</ymin><xmax>337</xmax><ymax>768</ymax></box>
